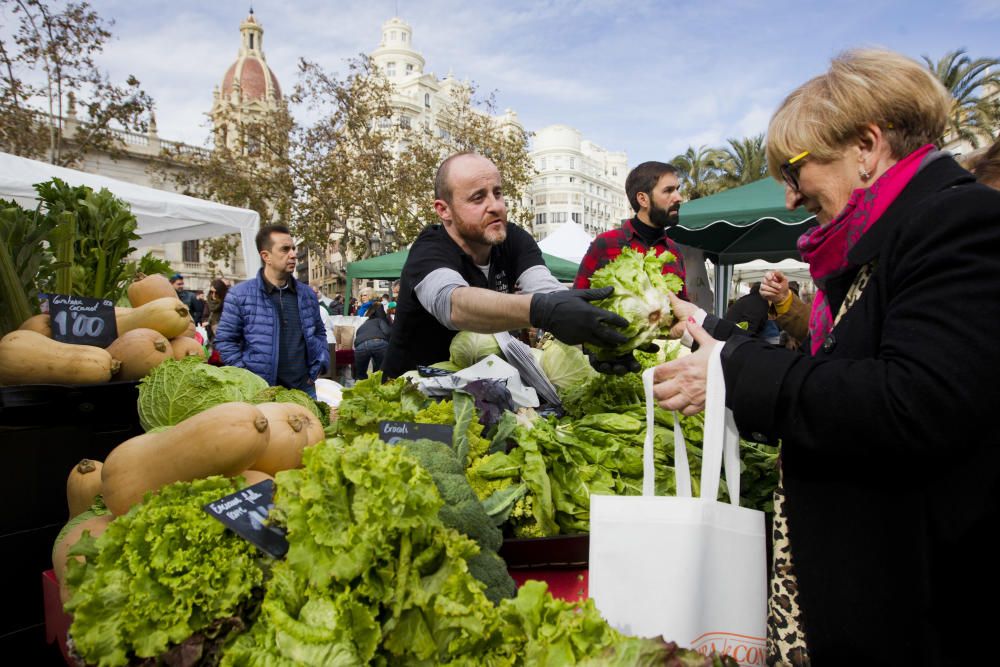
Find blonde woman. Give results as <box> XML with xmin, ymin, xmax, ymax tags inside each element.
<box><xmin>656</xmin><ymin>49</ymin><xmax>1000</xmax><ymax>664</ymax></box>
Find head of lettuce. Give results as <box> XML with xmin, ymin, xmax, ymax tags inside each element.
<box><xmin>584</xmin><ymin>247</ymin><xmax>683</xmax><ymax>361</ymax></box>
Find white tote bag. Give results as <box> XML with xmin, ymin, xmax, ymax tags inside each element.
<box><xmin>589</xmin><ymin>344</ymin><xmax>767</xmax><ymax>666</ymax></box>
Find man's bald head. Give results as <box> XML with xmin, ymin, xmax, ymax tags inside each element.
<box><xmin>434</xmin><ymin>152</ymin><xmax>493</xmax><ymax>203</ymax></box>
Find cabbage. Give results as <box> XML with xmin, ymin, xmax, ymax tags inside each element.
<box><xmin>137</xmin><ymin>357</ymin><xmax>268</xmax><ymax>431</ymax></box>
<box><xmin>586</xmin><ymin>247</ymin><xmax>683</xmax><ymax>360</ymax></box>
<box><xmin>539</xmin><ymin>337</ymin><xmax>597</xmax><ymax>391</ymax></box>
<box><xmin>449</xmin><ymin>331</ymin><xmax>502</xmax><ymax>368</ymax></box>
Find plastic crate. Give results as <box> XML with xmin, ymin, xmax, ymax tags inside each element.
<box><xmin>501</xmin><ymin>534</ymin><xmax>590</xmax><ymax>603</ymax></box>
<box><xmin>1</xmin><ymin>381</ymin><xmax>143</xmax><ymax>641</ymax></box>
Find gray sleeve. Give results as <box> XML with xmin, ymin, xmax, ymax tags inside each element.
<box><xmin>516</xmin><ymin>264</ymin><xmax>567</xmax><ymax>295</ymax></box>
<box><xmin>414</xmin><ymin>267</ymin><xmax>469</xmax><ymax>330</ymax></box>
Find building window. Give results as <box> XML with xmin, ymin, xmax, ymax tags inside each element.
<box><xmin>406</xmin><ymin>63</ymin><xmax>413</xmax><ymax>74</ymax></box>
<box><xmin>552</xmin><ymin>212</ymin><xmax>567</xmax><ymax>223</ymax></box>
<box><xmin>424</xmin><ymin>93</ymin><xmax>431</xmax><ymax>107</ymax></box>
<box><xmin>399</xmin><ymin>115</ymin><xmax>411</xmax><ymax>129</ymax></box>
<box><xmin>378</xmin><ymin>117</ymin><xmax>392</xmax><ymax>129</ymax></box>
<box><xmin>182</xmin><ymin>240</ymin><xmax>200</xmax><ymax>263</ymax></box>
<box><xmin>387</xmin><ymin>62</ymin><xmax>396</xmax><ymax>76</ymax></box>
<box><xmin>570</xmin><ymin>157</ymin><xmax>575</xmax><ymax>169</ymax></box>
<box><xmin>249</xmin><ymin>34</ymin><xmax>254</xmax><ymax>50</ymax></box>
<box><xmin>539</xmin><ymin>158</ymin><xmax>546</xmax><ymax>170</ymax></box>
<box><xmin>612</xmin><ymin>167</ymin><xmax>618</xmax><ymax>176</ymax></box>
<box><xmin>569</xmin><ymin>177</ymin><xmax>575</xmax><ymax>183</ymax></box>
<box><xmin>572</xmin><ymin>212</ymin><xmax>581</xmax><ymax>224</ymax></box>
<box><xmin>535</xmin><ymin>213</ymin><xmax>547</xmax><ymax>226</ymax></box>
<box><xmin>391</xmin><ymin>31</ymin><xmax>397</xmax><ymax>40</ymax></box>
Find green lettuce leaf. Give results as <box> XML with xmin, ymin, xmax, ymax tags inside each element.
<box><xmin>585</xmin><ymin>247</ymin><xmax>683</xmax><ymax>360</ymax></box>
<box><xmin>65</xmin><ymin>477</ymin><xmax>264</xmax><ymax>667</ymax></box>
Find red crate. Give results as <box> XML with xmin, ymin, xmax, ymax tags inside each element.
<box><xmin>42</xmin><ymin>570</ymin><xmax>72</xmax><ymax>665</ymax></box>
<box><xmin>509</xmin><ymin>568</ymin><xmax>589</xmax><ymax>602</ymax></box>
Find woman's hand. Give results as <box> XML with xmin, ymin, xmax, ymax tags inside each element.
<box><xmin>666</xmin><ymin>291</ymin><xmax>704</xmax><ymax>339</ymax></box>
<box><xmin>652</xmin><ymin>318</ymin><xmax>717</xmax><ymax>415</ymax></box>
<box><xmin>760</xmin><ymin>270</ymin><xmax>789</xmax><ymax>304</ymax></box>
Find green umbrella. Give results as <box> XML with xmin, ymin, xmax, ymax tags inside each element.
<box><xmin>667</xmin><ymin>177</ymin><xmax>817</xmax><ymax>314</ymax></box>
<box><xmin>669</xmin><ymin>177</ymin><xmax>816</xmax><ymax>264</ymax></box>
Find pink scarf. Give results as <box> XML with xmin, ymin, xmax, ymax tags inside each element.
<box><xmin>797</xmin><ymin>144</ymin><xmax>934</xmax><ymax>354</ymax></box>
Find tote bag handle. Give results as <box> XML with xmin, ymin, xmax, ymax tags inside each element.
<box><xmin>641</xmin><ymin>343</ymin><xmax>741</xmax><ymax>504</ymax></box>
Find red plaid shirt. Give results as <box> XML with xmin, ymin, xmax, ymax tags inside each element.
<box><xmin>573</xmin><ymin>218</ymin><xmax>688</xmax><ymax>299</ymax></box>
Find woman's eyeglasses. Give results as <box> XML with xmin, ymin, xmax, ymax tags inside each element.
<box><xmin>780</xmin><ymin>151</ymin><xmax>810</xmax><ymax>191</ymax></box>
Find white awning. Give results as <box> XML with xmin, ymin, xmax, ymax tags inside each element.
<box><xmin>0</xmin><ymin>151</ymin><xmax>260</xmax><ymax>278</ymax></box>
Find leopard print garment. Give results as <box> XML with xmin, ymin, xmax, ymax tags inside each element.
<box><xmin>766</xmin><ymin>262</ymin><xmax>876</xmax><ymax>666</ymax></box>
<box><xmin>766</xmin><ymin>472</ymin><xmax>810</xmax><ymax>666</ymax></box>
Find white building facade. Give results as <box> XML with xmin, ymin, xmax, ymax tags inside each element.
<box><xmin>368</xmin><ymin>17</ymin><xmax>522</xmax><ymax>143</ymax></box>
<box><xmin>528</xmin><ymin>125</ymin><xmax>630</xmax><ymax>241</ymax></box>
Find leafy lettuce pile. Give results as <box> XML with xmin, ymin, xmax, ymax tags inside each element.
<box><xmin>222</xmin><ymin>434</ymin><xmax>679</xmax><ymax>665</ymax></box>
<box><xmin>64</xmin><ymin>477</ymin><xmax>265</xmax><ymax>667</ymax></box>
<box><xmin>586</xmin><ymin>247</ymin><xmax>684</xmax><ymax>360</ymax></box>
<box><xmin>138</xmin><ymin>356</ymin><xmax>268</xmax><ymax>431</ymax></box>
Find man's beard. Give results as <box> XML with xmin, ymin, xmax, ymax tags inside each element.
<box><xmin>457</xmin><ymin>216</ymin><xmax>507</xmax><ymax>246</ymax></box>
<box><xmin>648</xmin><ymin>201</ymin><xmax>680</xmax><ymax>228</ymax></box>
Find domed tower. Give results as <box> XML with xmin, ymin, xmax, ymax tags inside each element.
<box><xmin>210</xmin><ymin>10</ymin><xmax>283</xmax><ymax>152</ymax></box>
<box><xmin>370</xmin><ymin>17</ymin><xmax>425</xmax><ymax>80</ymax></box>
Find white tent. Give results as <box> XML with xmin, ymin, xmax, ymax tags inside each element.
<box><xmin>536</xmin><ymin>221</ymin><xmax>594</xmax><ymax>264</ymax></box>
<box><xmin>731</xmin><ymin>258</ymin><xmax>811</xmax><ymax>285</ymax></box>
<box><xmin>0</xmin><ymin>151</ymin><xmax>260</xmax><ymax>278</ymax></box>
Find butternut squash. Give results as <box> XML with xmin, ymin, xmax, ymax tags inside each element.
<box><xmin>169</xmin><ymin>335</ymin><xmax>206</xmax><ymax>360</ymax></box>
<box><xmin>127</xmin><ymin>272</ymin><xmax>177</xmax><ymax>307</ymax></box>
<box><xmin>67</xmin><ymin>459</ymin><xmax>103</xmax><ymax>518</ymax></box>
<box><xmin>181</xmin><ymin>316</ymin><xmax>197</xmax><ymax>339</ymax></box>
<box><xmin>0</xmin><ymin>330</ymin><xmax>120</xmax><ymax>385</ymax></box>
<box><xmin>52</xmin><ymin>510</ymin><xmax>112</xmax><ymax>604</ymax></box>
<box><xmin>251</xmin><ymin>402</ymin><xmax>325</xmax><ymax>475</ymax></box>
<box><xmin>105</xmin><ymin>328</ymin><xmax>172</xmax><ymax>381</ymax></box>
<box><xmin>18</xmin><ymin>313</ymin><xmax>52</xmax><ymax>337</ymax></box>
<box><xmin>101</xmin><ymin>402</ymin><xmax>270</xmax><ymax>515</ymax></box>
<box><xmin>115</xmin><ymin>297</ymin><xmax>190</xmax><ymax>339</ymax></box>
<box><xmin>239</xmin><ymin>470</ymin><xmax>274</xmax><ymax>486</ymax></box>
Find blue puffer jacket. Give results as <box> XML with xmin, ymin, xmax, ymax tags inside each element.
<box><xmin>214</xmin><ymin>270</ymin><xmax>329</xmax><ymax>385</ymax></box>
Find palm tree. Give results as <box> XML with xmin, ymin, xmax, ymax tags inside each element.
<box><xmin>923</xmin><ymin>49</ymin><xmax>1000</xmax><ymax>149</ymax></box>
<box><xmin>719</xmin><ymin>133</ymin><xmax>768</xmax><ymax>187</ymax></box>
<box><xmin>670</xmin><ymin>144</ymin><xmax>727</xmax><ymax>200</ymax></box>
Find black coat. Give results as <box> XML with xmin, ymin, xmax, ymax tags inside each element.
<box><xmin>718</xmin><ymin>157</ymin><xmax>1000</xmax><ymax>664</ymax></box>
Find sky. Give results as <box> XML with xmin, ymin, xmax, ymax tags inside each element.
<box><xmin>6</xmin><ymin>0</ymin><xmax>1000</xmax><ymax>165</ymax></box>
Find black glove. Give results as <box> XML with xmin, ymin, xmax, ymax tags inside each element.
<box><xmin>588</xmin><ymin>342</ymin><xmax>660</xmax><ymax>376</ymax></box>
<box><xmin>529</xmin><ymin>287</ymin><xmax>629</xmax><ymax>348</ymax></box>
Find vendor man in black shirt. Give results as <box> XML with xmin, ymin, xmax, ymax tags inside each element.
<box><xmin>381</xmin><ymin>152</ymin><xmax>629</xmax><ymax>378</ymax></box>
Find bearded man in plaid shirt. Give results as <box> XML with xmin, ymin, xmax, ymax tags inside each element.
<box><xmin>574</xmin><ymin>161</ymin><xmax>688</xmax><ymax>300</ymax></box>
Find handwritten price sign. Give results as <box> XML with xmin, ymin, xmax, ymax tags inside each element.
<box><xmin>48</xmin><ymin>294</ymin><xmax>118</xmax><ymax>347</ymax></box>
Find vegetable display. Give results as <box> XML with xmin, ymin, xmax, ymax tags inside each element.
<box><xmin>222</xmin><ymin>434</ymin><xmax>684</xmax><ymax>665</ymax></box>
<box><xmin>64</xmin><ymin>477</ymin><xmax>266</xmax><ymax>666</ymax></box>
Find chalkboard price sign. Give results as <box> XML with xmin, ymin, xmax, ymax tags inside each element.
<box><xmin>47</xmin><ymin>294</ymin><xmax>118</xmax><ymax>347</ymax></box>
<box><xmin>203</xmin><ymin>479</ymin><xmax>289</xmax><ymax>559</ymax></box>
<box><xmin>378</xmin><ymin>421</ymin><xmax>454</xmax><ymax>446</ymax></box>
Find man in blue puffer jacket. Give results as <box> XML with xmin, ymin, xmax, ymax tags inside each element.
<box><xmin>214</xmin><ymin>224</ymin><xmax>329</xmax><ymax>397</ymax></box>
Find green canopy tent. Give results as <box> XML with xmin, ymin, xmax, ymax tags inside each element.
<box><xmin>667</xmin><ymin>177</ymin><xmax>817</xmax><ymax>314</ymax></box>
<box><xmin>342</xmin><ymin>248</ymin><xmax>580</xmax><ymax>314</ymax></box>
